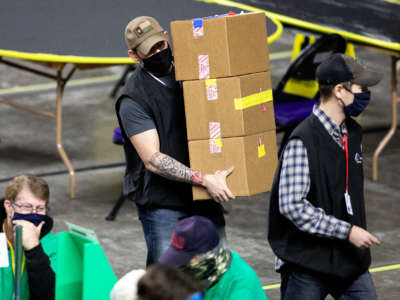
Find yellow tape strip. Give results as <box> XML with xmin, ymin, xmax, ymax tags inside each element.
<box><xmin>210</xmin><ymin>138</ymin><xmax>223</xmax><ymax>148</ymax></box>
<box><xmin>234</xmin><ymin>89</ymin><xmax>273</xmax><ymax>110</ymax></box>
<box><xmin>0</xmin><ymin>49</ymin><xmax>136</xmax><ymax>64</ymax></box>
<box><xmin>262</xmin><ymin>283</ymin><xmax>280</xmax><ymax>290</ymax></box>
<box><xmin>262</xmin><ymin>263</ymin><xmax>400</xmax><ymax>290</ymax></box>
<box><xmin>198</xmin><ymin>0</ymin><xmax>400</xmax><ymax>51</ymax></box>
<box><xmin>205</xmin><ymin>79</ymin><xmax>217</xmax><ymax>86</ymax></box>
<box><xmin>370</xmin><ymin>264</ymin><xmax>400</xmax><ymax>273</ymax></box>
<box><xmin>258</xmin><ymin>144</ymin><xmax>266</xmax><ymax>158</ymax></box>
<box><xmin>384</xmin><ymin>0</ymin><xmax>400</xmax><ymax>4</ymax></box>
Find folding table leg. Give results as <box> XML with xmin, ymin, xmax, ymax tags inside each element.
<box><xmin>55</xmin><ymin>66</ymin><xmax>77</xmax><ymax>198</ymax></box>
<box><xmin>373</xmin><ymin>55</ymin><xmax>400</xmax><ymax>181</ymax></box>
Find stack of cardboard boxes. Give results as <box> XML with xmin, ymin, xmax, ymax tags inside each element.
<box><xmin>171</xmin><ymin>12</ymin><xmax>278</xmax><ymax>199</ymax></box>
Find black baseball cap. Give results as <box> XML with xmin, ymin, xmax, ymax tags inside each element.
<box><xmin>317</xmin><ymin>53</ymin><xmax>383</xmax><ymax>87</ymax></box>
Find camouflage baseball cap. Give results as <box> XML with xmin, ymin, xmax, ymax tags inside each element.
<box><xmin>124</xmin><ymin>16</ymin><xmax>167</xmax><ymax>56</ymax></box>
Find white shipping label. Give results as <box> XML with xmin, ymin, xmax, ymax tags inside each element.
<box><xmin>0</xmin><ymin>233</ymin><xmax>9</xmax><ymax>268</ymax></box>
<box><xmin>209</xmin><ymin>122</ymin><xmax>221</xmax><ymax>139</ymax></box>
<box><xmin>205</xmin><ymin>79</ymin><xmax>218</xmax><ymax>101</ymax></box>
<box><xmin>198</xmin><ymin>55</ymin><xmax>210</xmax><ymax>80</ymax></box>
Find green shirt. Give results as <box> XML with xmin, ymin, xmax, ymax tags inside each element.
<box><xmin>204</xmin><ymin>251</ymin><xmax>268</xmax><ymax>300</ymax></box>
<box><xmin>0</xmin><ymin>233</ymin><xmax>57</xmax><ymax>300</ymax></box>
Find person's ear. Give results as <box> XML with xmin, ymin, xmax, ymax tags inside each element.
<box><xmin>164</xmin><ymin>31</ymin><xmax>170</xmax><ymax>42</ymax></box>
<box><xmin>4</xmin><ymin>199</ymin><xmax>11</xmax><ymax>210</ymax></box>
<box><xmin>128</xmin><ymin>49</ymin><xmax>140</xmax><ymax>63</ymax></box>
<box><xmin>3</xmin><ymin>200</ymin><xmax>14</xmax><ymax>219</ymax></box>
<box><xmin>333</xmin><ymin>84</ymin><xmax>344</xmax><ymax>100</ymax></box>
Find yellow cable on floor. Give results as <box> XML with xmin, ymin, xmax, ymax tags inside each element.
<box><xmin>263</xmin><ymin>263</ymin><xmax>400</xmax><ymax>290</ymax></box>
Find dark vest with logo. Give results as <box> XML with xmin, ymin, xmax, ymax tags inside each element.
<box><xmin>268</xmin><ymin>114</ymin><xmax>370</xmax><ymax>281</ymax></box>
<box><xmin>115</xmin><ymin>66</ymin><xmax>192</xmax><ymax>210</ymax></box>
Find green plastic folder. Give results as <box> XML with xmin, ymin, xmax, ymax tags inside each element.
<box><xmin>55</xmin><ymin>231</ymin><xmax>117</xmax><ymax>300</ymax></box>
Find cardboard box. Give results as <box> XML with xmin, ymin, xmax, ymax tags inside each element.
<box><xmin>183</xmin><ymin>71</ymin><xmax>275</xmax><ymax>141</ymax></box>
<box><xmin>171</xmin><ymin>12</ymin><xmax>269</xmax><ymax>81</ymax></box>
<box><xmin>189</xmin><ymin>130</ymin><xmax>278</xmax><ymax>200</ymax></box>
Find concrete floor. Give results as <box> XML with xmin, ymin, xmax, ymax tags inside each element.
<box><xmin>1</xmin><ymin>30</ymin><xmax>399</xmax><ymax>299</ymax></box>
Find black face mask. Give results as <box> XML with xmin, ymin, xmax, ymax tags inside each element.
<box><xmin>142</xmin><ymin>46</ymin><xmax>173</xmax><ymax>76</ymax></box>
<box><xmin>12</xmin><ymin>212</ymin><xmax>50</xmax><ymax>226</ymax></box>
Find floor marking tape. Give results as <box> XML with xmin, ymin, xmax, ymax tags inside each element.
<box><xmin>262</xmin><ymin>263</ymin><xmax>400</xmax><ymax>290</ymax></box>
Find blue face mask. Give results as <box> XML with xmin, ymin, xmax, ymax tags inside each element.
<box><xmin>343</xmin><ymin>91</ymin><xmax>371</xmax><ymax>117</ymax></box>
<box><xmin>12</xmin><ymin>212</ymin><xmax>50</xmax><ymax>227</ymax></box>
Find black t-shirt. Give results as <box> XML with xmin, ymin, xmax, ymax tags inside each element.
<box><xmin>119</xmin><ymin>98</ymin><xmax>155</xmax><ymax>138</ymax></box>
<box><xmin>118</xmin><ymin>70</ymin><xmax>179</xmax><ymax>138</ymax></box>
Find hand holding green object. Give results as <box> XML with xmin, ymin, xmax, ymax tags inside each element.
<box><xmin>12</xmin><ymin>219</ymin><xmax>43</xmax><ymax>250</ymax></box>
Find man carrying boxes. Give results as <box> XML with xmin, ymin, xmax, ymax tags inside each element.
<box><xmin>116</xmin><ymin>16</ymin><xmax>234</xmax><ymax>266</ymax></box>
<box><xmin>170</xmin><ymin>11</ymin><xmax>278</xmax><ymax>200</ymax></box>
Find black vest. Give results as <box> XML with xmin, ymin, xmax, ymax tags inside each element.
<box><xmin>268</xmin><ymin>114</ymin><xmax>370</xmax><ymax>281</ymax></box>
<box><xmin>115</xmin><ymin>66</ymin><xmax>192</xmax><ymax>210</ymax></box>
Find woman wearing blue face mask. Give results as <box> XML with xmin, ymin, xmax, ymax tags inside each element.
<box><xmin>1</xmin><ymin>174</ymin><xmax>56</xmax><ymax>300</ymax></box>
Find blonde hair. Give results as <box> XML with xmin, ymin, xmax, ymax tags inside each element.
<box><xmin>5</xmin><ymin>174</ymin><xmax>49</xmax><ymax>204</ymax></box>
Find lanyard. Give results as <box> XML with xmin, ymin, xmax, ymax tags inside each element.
<box><xmin>340</xmin><ymin>133</ymin><xmax>354</xmax><ymax>215</ymax></box>
<box><xmin>340</xmin><ymin>133</ymin><xmax>349</xmax><ymax>193</ymax></box>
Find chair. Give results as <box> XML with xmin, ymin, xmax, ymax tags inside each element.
<box><xmin>274</xmin><ymin>33</ymin><xmax>348</xmax><ymax>155</ymax></box>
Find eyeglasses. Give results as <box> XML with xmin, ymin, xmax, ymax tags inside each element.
<box><xmin>12</xmin><ymin>203</ymin><xmax>48</xmax><ymax>213</ymax></box>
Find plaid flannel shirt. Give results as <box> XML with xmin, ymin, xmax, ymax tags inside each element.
<box><xmin>275</xmin><ymin>105</ymin><xmax>352</xmax><ymax>270</ymax></box>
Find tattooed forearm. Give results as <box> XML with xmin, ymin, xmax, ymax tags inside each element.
<box><xmin>149</xmin><ymin>152</ymin><xmax>204</xmax><ymax>185</ymax></box>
